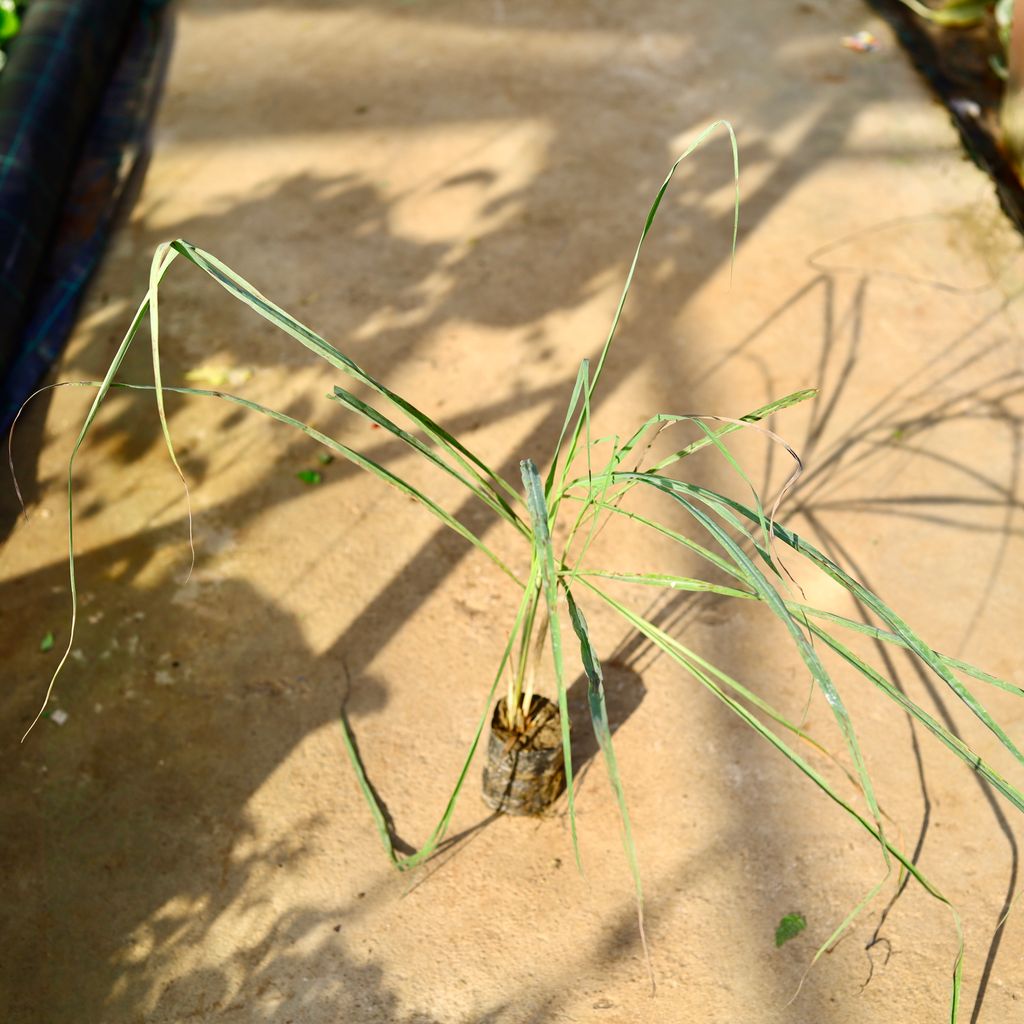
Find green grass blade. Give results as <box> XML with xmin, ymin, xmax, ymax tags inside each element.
<box><xmin>568</xmin><ymin>569</ymin><xmax>754</xmax><ymax>601</ymax></box>
<box><xmin>105</xmin><ymin>382</ymin><xmax>523</xmax><ymax>585</ymax></box>
<box><xmin>560</xmin><ymin>474</ymin><xmax>777</xmax><ymax>598</ymax></box>
<box><xmin>36</xmin><ymin>283</ymin><xmax>531</xmax><ymax>853</ymax></box>
<box><xmin>521</xmin><ymin>457</ymin><xmax>580</xmax><ymax>869</ymax></box>
<box><xmin>578</xmin><ymin>578</ymin><xmax>950</xmax><ymax>887</ymax></box>
<box><xmin>789</xmin><ymin>604</ymin><xmax>1024</xmax><ymax>699</ymax></box>
<box><xmin>578</xmin><ymin>576</ymin><xmax>964</xmax><ymax>1020</ymax></box>
<box><xmin>565</xmin><ymin>401</ymin><xmax>809</xmax><ymax>583</ymax></box>
<box><xmin>609</xmin><ymin>470</ymin><xmax>1024</xmax><ymax>798</ymax></box>
<box><xmin>606</xmin><ymin>474</ymin><xmax>772</xmax><ymax>558</ymax></box>
<box><xmin>649</xmin><ymin>388</ymin><xmax>819</xmax><ymax>471</ymax></box>
<box><xmin>169</xmin><ymin>240</ymin><xmax>521</xmax><ymax>508</ymax></box>
<box><xmin>577</xmin><ymin>566</ymin><xmax>1024</xmax><ymax>706</ymax></box>
<box><xmin>20</xmin><ymin>246</ymin><xmax>179</xmax><ymax>742</ymax></box>
<box><xmin>337</xmin><ymin>708</ymin><xmax>403</xmax><ymax>867</ymax></box>
<box><xmin>565</xmin><ymin>589</ymin><xmax>653</xmax><ymax>992</ymax></box>
<box><xmin>544</xmin><ymin>359</ymin><xmax>590</xmax><ymax>500</ymax></box>
<box><xmin>588</xmin><ymin>120</ymin><xmax>739</xmax><ymax>397</ymax></box>
<box><xmin>146</xmin><ymin>243</ymin><xmax>195</xmax><ymax>580</ymax></box>
<box><xmin>509</xmin><ymin>568</ymin><xmax>543</xmax><ymax>717</ymax></box>
<box><xmin>577</xmin><ymin>580</ymin><xmax>849</xmax><ymax>780</ymax></box>
<box><xmin>144</xmin><ymin>246</ymin><xmax>175</xmax><ymax>442</ymax></box>
<box><xmin>580</xmin><ymin>499</ymin><xmax>748</xmax><ymax>582</ymax></box>
<box><xmin>340</xmin><ymin>563</ymin><xmax>540</xmax><ymax>869</ymax></box>
<box><xmin>328</xmin><ymin>383</ymin><xmax>527</xmax><ymax>534</ymax></box>
<box><xmin>781</xmin><ymin>534</ymin><xmax>1024</xmax><ymax>770</ymax></box>
<box><xmin>655</xmin><ymin>477</ymin><xmax>1024</xmax><ymax>771</ymax></box>
<box><xmin>558</xmin><ymin>371</ymin><xmax>617</xmax><ymax>587</ymax></box>
<box><xmin>551</xmin><ymin>360</ymin><xmax>603</xmax><ymax>545</ymax></box>
<box><xmin>628</xmin><ymin>476</ymin><xmax>888</xmax><ymax>844</ymax></box>
<box><xmin>90</xmin><ymin>245</ymin><xmax>199</xmax><ymax>601</ymax></box>
<box><xmin>557</xmin><ymin>360</ymin><xmax>610</xmax><ymax>557</ymax></box>
<box><xmin>686</xmin><ymin>416</ymin><xmax>777</xmax><ymax>558</ymax></box>
<box><xmin>809</xmin><ymin>623</ymin><xmax>1024</xmax><ymax>814</ymax></box>
<box><xmin>601</xmin><ymin>388</ymin><xmax>817</xmax><ymax>490</ymax></box>
<box><xmin>559</xmin><ymin>120</ymin><xmax>740</xmax><ymax>483</ymax></box>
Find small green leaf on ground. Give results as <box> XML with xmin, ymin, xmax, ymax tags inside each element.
<box><xmin>296</xmin><ymin>470</ymin><xmax>322</xmax><ymax>485</ymax></box>
<box><xmin>775</xmin><ymin>912</ymin><xmax>806</xmax><ymax>948</ymax></box>
<box><xmin>40</xmin><ymin>631</ymin><xmax>55</xmax><ymax>653</ymax></box>
<box><xmin>317</xmin><ymin>452</ymin><xmax>335</xmax><ymax>465</ymax></box>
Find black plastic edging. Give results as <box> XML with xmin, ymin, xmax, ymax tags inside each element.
<box><xmin>0</xmin><ymin>0</ymin><xmax>139</xmax><ymax>379</ymax></box>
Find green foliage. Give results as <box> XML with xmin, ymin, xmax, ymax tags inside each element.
<box><xmin>25</xmin><ymin>120</ymin><xmax>1022</xmax><ymax>1017</ymax></box>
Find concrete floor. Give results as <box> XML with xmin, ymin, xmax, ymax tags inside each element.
<box><xmin>2</xmin><ymin>1</ymin><xmax>1024</xmax><ymax>1021</ymax></box>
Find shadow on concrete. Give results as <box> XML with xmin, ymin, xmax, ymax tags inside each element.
<box><xmin>589</xmin><ymin>216</ymin><xmax>1024</xmax><ymax>1021</ymax></box>
<box><xmin>5</xmin><ymin>2</ymin><xmax>1021</xmax><ymax>1022</ymax></box>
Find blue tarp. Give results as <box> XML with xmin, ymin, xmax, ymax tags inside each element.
<box><xmin>0</xmin><ymin>0</ymin><xmax>167</xmax><ymax>433</ymax></box>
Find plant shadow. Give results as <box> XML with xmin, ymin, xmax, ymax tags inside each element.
<box><xmin>566</xmin><ymin>661</ymin><xmax>647</xmax><ymax>784</ymax></box>
<box><xmin>7</xmin><ymin>2</ymin><xmax>1023</xmax><ymax>1023</ymax></box>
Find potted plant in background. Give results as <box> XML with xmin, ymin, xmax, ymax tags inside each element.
<box><xmin>17</xmin><ymin>121</ymin><xmax>1024</xmax><ymax>1012</ymax></box>
<box><xmin>894</xmin><ymin>1</ymin><xmax>1024</xmax><ymax>175</ymax></box>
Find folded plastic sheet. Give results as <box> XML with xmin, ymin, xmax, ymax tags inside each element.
<box><xmin>0</xmin><ymin>0</ymin><xmax>163</xmax><ymax>432</ymax></box>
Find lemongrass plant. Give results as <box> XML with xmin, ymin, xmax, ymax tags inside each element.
<box><xmin>22</xmin><ymin>121</ymin><xmax>1024</xmax><ymax>1018</ymax></box>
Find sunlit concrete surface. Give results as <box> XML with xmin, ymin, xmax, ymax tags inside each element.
<box><xmin>3</xmin><ymin>2</ymin><xmax>1023</xmax><ymax>1022</ymax></box>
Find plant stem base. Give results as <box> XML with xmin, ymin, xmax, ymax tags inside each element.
<box><xmin>481</xmin><ymin>696</ymin><xmax>566</xmax><ymax>816</ymax></box>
